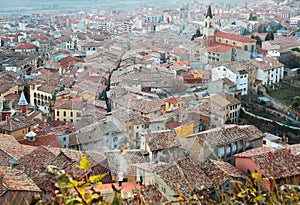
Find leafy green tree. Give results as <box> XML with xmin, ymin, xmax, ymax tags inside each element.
<box><xmin>251</xmin><ymin>35</ymin><xmax>262</xmax><ymax>47</ymax></box>
<box><xmin>292</xmin><ymin>96</ymin><xmax>300</xmax><ymax>109</ymax></box>
<box><xmin>191</xmin><ymin>28</ymin><xmax>203</xmax><ymax>41</ymax></box>
<box><xmin>265</xmin><ymin>32</ymin><xmax>274</xmax><ymax>41</ymax></box>
<box><xmin>258</xmin><ymin>24</ymin><xmax>267</xmax><ymax>33</ymax></box>
<box><xmin>249</xmin><ymin>13</ymin><xmax>258</xmax><ymax>21</ymax></box>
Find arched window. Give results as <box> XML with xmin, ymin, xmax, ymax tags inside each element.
<box><xmin>244</xmin><ymin>45</ymin><xmax>248</xmax><ymax>51</ymax></box>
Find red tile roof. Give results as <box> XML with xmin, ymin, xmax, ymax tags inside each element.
<box><xmin>18</xmin><ymin>133</ymin><xmax>62</xmax><ymax>148</ymax></box>
<box><xmin>165</xmin><ymin>96</ymin><xmax>180</xmax><ymax>104</ymax></box>
<box><xmin>58</xmin><ymin>55</ymin><xmax>83</xmax><ymax>68</ymax></box>
<box><xmin>215</xmin><ymin>30</ymin><xmax>256</xmax><ymax>43</ymax></box>
<box><xmin>145</xmin><ymin>130</ymin><xmax>179</xmax><ymax>152</ymax></box>
<box><xmin>14</xmin><ymin>44</ymin><xmax>38</xmax><ymax>50</ymax></box>
<box><xmin>201</xmin><ymin>159</ymin><xmax>246</xmax><ymax>186</ymax></box>
<box><xmin>166</xmin><ymin>120</ymin><xmax>193</xmax><ymax>129</ymax></box>
<box><xmin>206</xmin><ymin>43</ymin><xmax>233</xmax><ymax>53</ymax></box>
<box><xmin>0</xmin><ymin>166</ymin><xmax>41</xmax><ymax>194</ymax></box>
<box><xmin>235</xmin><ymin>147</ymin><xmax>300</xmax><ymax>179</ymax></box>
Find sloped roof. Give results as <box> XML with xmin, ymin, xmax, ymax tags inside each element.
<box><xmin>235</xmin><ymin>147</ymin><xmax>300</xmax><ymax>179</ymax></box>
<box><xmin>19</xmin><ymin>133</ymin><xmax>62</xmax><ymax>148</ymax></box>
<box><xmin>0</xmin><ymin>166</ymin><xmax>41</xmax><ymax>194</ymax></box>
<box><xmin>215</xmin><ymin>30</ymin><xmax>256</xmax><ymax>43</ymax></box>
<box><xmin>145</xmin><ymin>130</ymin><xmax>180</xmax><ymax>152</ymax></box>
<box><xmin>14</xmin><ymin>44</ymin><xmax>38</xmax><ymax>50</ymax></box>
<box><xmin>201</xmin><ymin>159</ymin><xmax>246</xmax><ymax>185</ymax></box>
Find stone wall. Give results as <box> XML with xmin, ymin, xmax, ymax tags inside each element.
<box><xmin>258</xmin><ymin>86</ymin><xmax>291</xmax><ymax>113</ymax></box>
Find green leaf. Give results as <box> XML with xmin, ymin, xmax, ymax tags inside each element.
<box><xmin>112</xmin><ymin>192</ymin><xmax>122</xmax><ymax>205</ymax></box>
<box><xmin>64</xmin><ymin>196</ymin><xmax>82</xmax><ymax>205</ymax></box>
<box><xmin>75</xmin><ymin>155</ymin><xmax>90</xmax><ymax>170</ymax></box>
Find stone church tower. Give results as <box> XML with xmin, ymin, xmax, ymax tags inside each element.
<box><xmin>203</xmin><ymin>5</ymin><xmax>215</xmax><ymax>48</ymax></box>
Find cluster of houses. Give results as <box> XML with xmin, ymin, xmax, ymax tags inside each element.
<box><xmin>0</xmin><ymin>2</ymin><xmax>299</xmax><ymax>204</ymax></box>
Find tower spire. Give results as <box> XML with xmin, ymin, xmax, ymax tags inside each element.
<box><xmin>206</xmin><ymin>5</ymin><xmax>213</xmax><ymax>18</ymax></box>
<box><xmin>18</xmin><ymin>91</ymin><xmax>28</xmax><ymax>114</ymax></box>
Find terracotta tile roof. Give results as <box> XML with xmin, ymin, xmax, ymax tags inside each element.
<box><xmin>0</xmin><ymin>134</ymin><xmax>35</xmax><ymax>160</ymax></box>
<box><xmin>239</xmin><ymin>125</ymin><xmax>265</xmax><ymax>141</ymax></box>
<box><xmin>201</xmin><ymin>159</ymin><xmax>246</xmax><ymax>185</ymax></box>
<box><xmin>235</xmin><ymin>147</ymin><xmax>300</xmax><ymax>179</ymax></box>
<box><xmin>177</xmin><ymin>158</ymin><xmax>213</xmax><ymax>188</ymax></box>
<box><xmin>0</xmin><ymin>166</ymin><xmax>41</xmax><ymax>194</ymax></box>
<box><xmin>144</xmin><ymin>130</ymin><xmax>180</xmax><ymax>152</ymax></box>
<box><xmin>249</xmin><ymin>57</ymin><xmax>284</xmax><ymax>71</ymax></box>
<box><xmin>112</xmin><ymin>93</ymin><xmax>164</xmax><ymax>114</ymax></box>
<box><xmin>18</xmin><ymin>133</ymin><xmax>62</xmax><ymax>148</ymax></box>
<box><xmin>206</xmin><ymin>43</ymin><xmax>233</xmax><ymax>53</ymax></box>
<box><xmin>54</xmin><ymin>99</ymin><xmax>84</xmax><ymax>110</ymax></box>
<box><xmin>165</xmin><ymin>96</ymin><xmax>180</xmax><ymax>104</ymax></box>
<box><xmin>123</xmin><ymin>184</ymin><xmax>166</xmax><ymax>205</ymax></box>
<box><xmin>157</xmin><ymin>158</ymin><xmax>213</xmax><ymax>196</ymax></box>
<box><xmin>165</xmin><ymin>119</ymin><xmax>193</xmax><ymax>129</ymax></box>
<box><xmin>14</xmin><ymin>44</ymin><xmax>38</xmax><ymax>50</ymax></box>
<box><xmin>215</xmin><ymin>30</ymin><xmax>256</xmax><ymax>43</ymax></box>
<box><xmin>58</xmin><ymin>55</ymin><xmax>83</xmax><ymax>68</ymax></box>
<box><xmin>14</xmin><ymin>146</ymin><xmax>57</xmax><ymax>191</ymax></box>
<box><xmin>0</xmin><ymin>116</ymin><xmax>34</xmax><ymax>132</ymax></box>
<box><xmin>222</xmin><ymin>77</ymin><xmax>236</xmax><ymax>88</ymax></box>
<box><xmin>219</xmin><ymin>92</ymin><xmax>241</xmax><ymax>105</ymax></box>
<box><xmin>185</xmin><ymin>125</ymin><xmax>257</xmax><ymax>147</ymax></box>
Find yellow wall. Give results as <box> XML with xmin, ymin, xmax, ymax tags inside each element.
<box><xmin>2</xmin><ymin>125</ymin><xmax>34</xmax><ymax>140</ymax></box>
<box><xmin>2</xmin><ymin>85</ymin><xmax>18</xmax><ymax>97</ymax></box>
<box><xmin>54</xmin><ymin>108</ymin><xmax>82</xmax><ymax>122</ymax></box>
<box><xmin>165</xmin><ymin>102</ymin><xmax>178</xmax><ymax>110</ymax></box>
<box><xmin>30</xmin><ymin>85</ymin><xmax>53</xmax><ymax>114</ymax></box>
<box><xmin>175</xmin><ymin>123</ymin><xmax>194</xmax><ymax>138</ymax></box>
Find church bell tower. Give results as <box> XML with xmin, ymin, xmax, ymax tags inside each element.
<box><xmin>203</xmin><ymin>5</ymin><xmax>215</xmax><ymax>47</ymax></box>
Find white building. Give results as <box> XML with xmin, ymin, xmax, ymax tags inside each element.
<box><xmin>249</xmin><ymin>57</ymin><xmax>284</xmax><ymax>86</ymax></box>
<box><xmin>211</xmin><ymin>62</ymin><xmax>249</xmax><ymax>95</ymax></box>
<box><xmin>290</xmin><ymin>15</ymin><xmax>300</xmax><ymax>26</ymax></box>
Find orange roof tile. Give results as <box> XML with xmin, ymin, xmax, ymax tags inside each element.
<box><xmin>215</xmin><ymin>30</ymin><xmax>256</xmax><ymax>43</ymax></box>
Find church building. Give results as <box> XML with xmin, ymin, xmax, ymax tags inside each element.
<box><xmin>201</xmin><ymin>5</ymin><xmax>256</xmax><ymax>63</ymax></box>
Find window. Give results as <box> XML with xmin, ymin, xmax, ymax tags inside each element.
<box><xmin>70</xmin><ymin>112</ymin><xmax>73</xmax><ymax>117</ymax></box>
<box><xmin>57</xmin><ymin>111</ymin><xmax>59</xmax><ymax>116</ymax></box>
<box><xmin>63</xmin><ymin>111</ymin><xmax>66</xmax><ymax>117</ymax></box>
<box><xmin>63</xmin><ymin>137</ymin><xmax>66</xmax><ymax>141</ymax></box>
<box><xmin>244</xmin><ymin>45</ymin><xmax>248</xmax><ymax>51</ymax></box>
<box><xmin>34</xmin><ymin>93</ymin><xmax>36</xmax><ymax>98</ymax></box>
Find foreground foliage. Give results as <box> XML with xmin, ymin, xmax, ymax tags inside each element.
<box><xmin>28</xmin><ymin>156</ymin><xmax>300</xmax><ymax>205</ymax></box>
